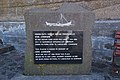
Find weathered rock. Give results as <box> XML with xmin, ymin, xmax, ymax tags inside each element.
<box><xmin>0</xmin><ymin>45</ymin><xmax>15</xmax><ymax>54</ymax></box>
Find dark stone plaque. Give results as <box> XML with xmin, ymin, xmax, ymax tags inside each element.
<box><xmin>33</xmin><ymin>31</ymin><xmax>83</xmax><ymax>64</ymax></box>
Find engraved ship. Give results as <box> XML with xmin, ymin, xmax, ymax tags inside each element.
<box><xmin>46</xmin><ymin>14</ymin><xmax>74</xmax><ymax>27</ymax></box>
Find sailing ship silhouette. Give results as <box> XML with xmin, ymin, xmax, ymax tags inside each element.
<box><xmin>46</xmin><ymin>14</ymin><xmax>74</xmax><ymax>27</ymax></box>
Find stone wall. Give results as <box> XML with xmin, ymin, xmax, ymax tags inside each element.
<box><xmin>0</xmin><ymin>0</ymin><xmax>120</xmax><ymax>20</ymax></box>
<box><xmin>93</xmin><ymin>4</ymin><xmax>120</xmax><ymax>19</ymax></box>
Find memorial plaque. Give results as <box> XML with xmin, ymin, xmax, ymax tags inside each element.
<box><xmin>33</xmin><ymin>31</ymin><xmax>83</xmax><ymax>64</ymax></box>
<box><xmin>24</xmin><ymin>3</ymin><xmax>95</xmax><ymax>75</ymax></box>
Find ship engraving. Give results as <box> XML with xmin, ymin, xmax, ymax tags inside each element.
<box><xmin>46</xmin><ymin>14</ymin><xmax>74</xmax><ymax>27</ymax></box>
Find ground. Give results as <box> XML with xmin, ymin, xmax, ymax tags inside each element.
<box><xmin>0</xmin><ymin>50</ymin><xmax>119</xmax><ymax>80</ymax></box>
<box><xmin>0</xmin><ymin>50</ymin><xmax>24</xmax><ymax>80</ymax></box>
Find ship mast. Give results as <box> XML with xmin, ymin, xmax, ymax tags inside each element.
<box><xmin>58</xmin><ymin>14</ymin><xmax>69</xmax><ymax>24</ymax></box>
